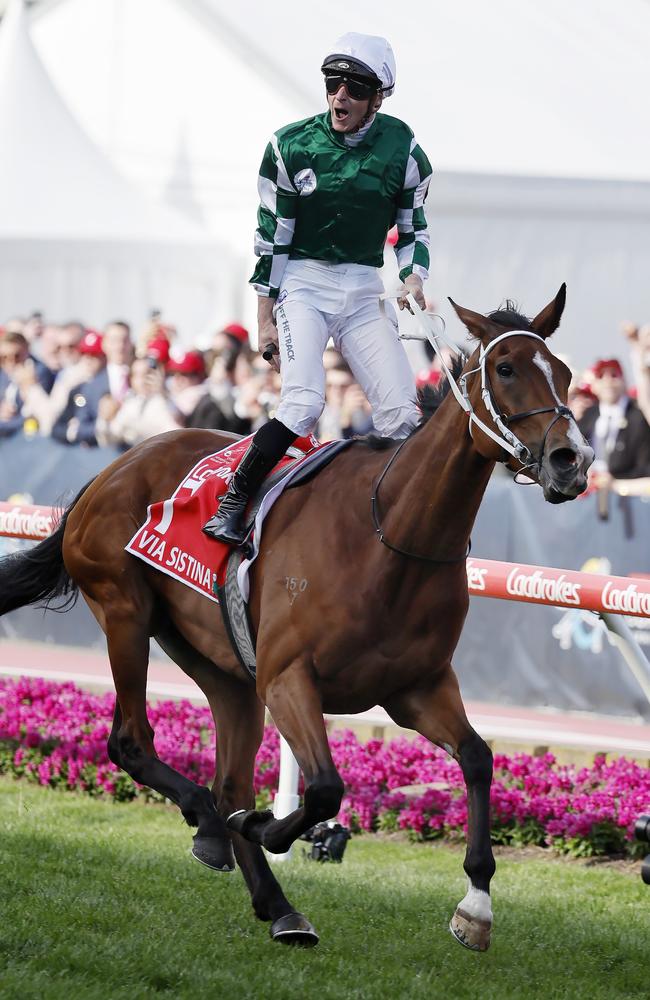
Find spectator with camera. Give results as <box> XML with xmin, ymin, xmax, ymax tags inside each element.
<box><xmin>318</xmin><ymin>359</ymin><xmax>373</xmax><ymax>440</ymax></box>
<box><xmin>224</xmin><ymin>355</ymin><xmax>281</xmax><ymax>432</ymax></box>
<box><xmin>578</xmin><ymin>357</ymin><xmax>650</xmax><ymax>485</ymax></box>
<box><xmin>0</xmin><ymin>328</ymin><xmax>55</xmax><ymax>437</ymax></box>
<box><xmin>13</xmin><ymin>321</ymin><xmax>87</xmax><ymax>435</ymax></box>
<box><xmin>187</xmin><ymin>323</ymin><xmax>254</xmax><ymax>434</ymax></box>
<box><xmin>95</xmin><ymin>355</ymin><xmax>181</xmax><ymax>449</ymax></box>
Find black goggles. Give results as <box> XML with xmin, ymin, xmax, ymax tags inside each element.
<box><xmin>324</xmin><ymin>73</ymin><xmax>378</xmax><ymax>101</ymax></box>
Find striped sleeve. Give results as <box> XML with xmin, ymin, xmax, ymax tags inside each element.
<box><xmin>394</xmin><ymin>138</ymin><xmax>432</xmax><ymax>283</ymax></box>
<box><xmin>249</xmin><ymin>135</ymin><xmax>298</xmax><ymax>298</ymax></box>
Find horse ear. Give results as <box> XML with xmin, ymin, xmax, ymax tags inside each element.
<box><xmin>448</xmin><ymin>297</ymin><xmax>495</xmax><ymax>344</ymax></box>
<box><xmin>530</xmin><ymin>283</ymin><xmax>567</xmax><ymax>339</ymax></box>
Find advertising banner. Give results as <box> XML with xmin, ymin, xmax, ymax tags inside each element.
<box><xmin>1</xmin><ymin>437</ymin><xmax>648</xmax><ymax>719</ymax></box>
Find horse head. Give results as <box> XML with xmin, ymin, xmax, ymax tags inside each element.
<box><xmin>449</xmin><ymin>284</ymin><xmax>594</xmax><ymax>503</ymax></box>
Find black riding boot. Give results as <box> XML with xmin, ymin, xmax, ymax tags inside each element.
<box><xmin>202</xmin><ymin>420</ymin><xmax>297</xmax><ymax>546</ymax></box>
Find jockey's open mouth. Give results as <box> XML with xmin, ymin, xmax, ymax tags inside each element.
<box><xmin>333</xmin><ymin>104</ymin><xmax>350</xmax><ymax>122</ymax></box>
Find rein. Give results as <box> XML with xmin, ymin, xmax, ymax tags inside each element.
<box><xmin>370</xmin><ymin>426</ymin><xmax>470</xmax><ymax>564</ymax></box>
<box><xmin>390</xmin><ymin>297</ymin><xmax>579</xmax><ymax>472</ymax></box>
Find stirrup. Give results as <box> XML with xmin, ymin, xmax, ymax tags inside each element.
<box><xmin>202</xmin><ymin>504</ymin><xmax>248</xmax><ymax>546</ymax></box>
<box><xmin>202</xmin><ymin>440</ymin><xmax>280</xmax><ymax>546</ymax></box>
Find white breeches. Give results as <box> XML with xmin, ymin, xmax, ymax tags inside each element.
<box><xmin>273</xmin><ymin>260</ymin><xmax>419</xmax><ymax>438</ymax></box>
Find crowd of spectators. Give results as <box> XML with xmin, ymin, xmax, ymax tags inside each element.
<box><xmin>0</xmin><ymin>311</ymin><xmax>375</xmax><ymax>450</ymax></box>
<box><xmin>566</xmin><ymin>324</ymin><xmax>650</xmax><ymax>485</ymax></box>
<box><xmin>1</xmin><ymin>309</ymin><xmax>650</xmax><ymax>485</ymax></box>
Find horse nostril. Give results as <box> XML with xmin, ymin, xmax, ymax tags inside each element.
<box><xmin>548</xmin><ymin>447</ymin><xmax>579</xmax><ymax>475</ymax></box>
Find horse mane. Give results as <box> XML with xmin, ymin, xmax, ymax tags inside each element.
<box><xmin>487</xmin><ymin>300</ymin><xmax>532</xmax><ymax>331</ymax></box>
<box><xmin>415</xmin><ymin>354</ymin><xmax>468</xmax><ymax>425</ymax></box>
<box><xmin>415</xmin><ymin>300</ymin><xmax>531</xmax><ymax>428</ymax></box>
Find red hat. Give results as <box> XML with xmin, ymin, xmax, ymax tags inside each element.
<box><xmin>571</xmin><ymin>381</ymin><xmax>597</xmax><ymax>401</ymax></box>
<box><xmin>146</xmin><ymin>336</ymin><xmax>171</xmax><ymax>364</ymax></box>
<box><xmin>415</xmin><ymin>367</ymin><xmax>442</xmax><ymax>391</ymax></box>
<box><xmin>222</xmin><ymin>322</ymin><xmax>249</xmax><ymax>344</ymax></box>
<box><xmin>167</xmin><ymin>350</ymin><xmax>205</xmax><ymax>376</ymax></box>
<box><xmin>592</xmin><ymin>358</ymin><xmax>624</xmax><ymax>379</ymax></box>
<box><xmin>79</xmin><ymin>330</ymin><xmax>105</xmax><ymax>358</ymax></box>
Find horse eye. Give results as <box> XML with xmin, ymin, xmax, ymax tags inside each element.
<box><xmin>496</xmin><ymin>363</ymin><xmax>514</xmax><ymax>377</ymax></box>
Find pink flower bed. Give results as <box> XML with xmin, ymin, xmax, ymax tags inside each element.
<box><xmin>1</xmin><ymin>677</ymin><xmax>649</xmax><ymax>857</ymax></box>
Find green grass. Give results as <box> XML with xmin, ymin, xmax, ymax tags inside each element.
<box><xmin>0</xmin><ymin>778</ymin><xmax>647</xmax><ymax>1000</ymax></box>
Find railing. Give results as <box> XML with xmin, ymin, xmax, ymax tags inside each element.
<box><xmin>0</xmin><ymin>502</ymin><xmax>54</xmax><ymax>540</ymax></box>
<box><xmin>2</xmin><ymin>501</ymin><xmax>649</xmax><ymax>860</ymax></box>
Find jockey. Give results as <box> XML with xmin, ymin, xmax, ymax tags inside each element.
<box><xmin>204</xmin><ymin>31</ymin><xmax>432</xmax><ymax>545</ymax></box>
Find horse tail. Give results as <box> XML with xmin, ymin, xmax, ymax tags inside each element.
<box><xmin>0</xmin><ymin>480</ymin><xmax>94</xmax><ymax>617</ymax></box>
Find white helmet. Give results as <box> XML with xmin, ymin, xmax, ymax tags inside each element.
<box><xmin>321</xmin><ymin>32</ymin><xmax>396</xmax><ymax>97</ymax></box>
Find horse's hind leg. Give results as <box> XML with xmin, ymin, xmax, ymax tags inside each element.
<box><xmin>103</xmin><ymin>610</ymin><xmax>234</xmax><ymax>871</ymax></box>
<box><xmin>227</xmin><ymin>656</ymin><xmax>344</xmax><ymax>857</ymax></box>
<box><xmin>207</xmin><ymin>673</ymin><xmax>319</xmax><ymax>945</ymax></box>
<box><xmin>384</xmin><ymin>667</ymin><xmax>495</xmax><ymax>952</ymax></box>
<box><xmin>154</xmin><ymin>622</ymin><xmax>317</xmax><ymax>944</ymax></box>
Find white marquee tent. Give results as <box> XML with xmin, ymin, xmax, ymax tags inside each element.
<box><xmin>6</xmin><ymin>0</ymin><xmax>650</xmax><ymax>365</ymax></box>
<box><xmin>0</xmin><ymin>0</ymin><xmax>242</xmax><ymax>340</ymax></box>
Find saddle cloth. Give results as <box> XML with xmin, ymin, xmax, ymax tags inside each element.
<box><xmin>125</xmin><ymin>433</ymin><xmax>345</xmax><ymax>604</ymax></box>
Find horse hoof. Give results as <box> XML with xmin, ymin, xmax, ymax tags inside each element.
<box><xmin>270</xmin><ymin>912</ymin><xmax>319</xmax><ymax>947</ymax></box>
<box><xmin>191</xmin><ymin>835</ymin><xmax>236</xmax><ymax>872</ymax></box>
<box><xmin>449</xmin><ymin>909</ymin><xmax>491</xmax><ymax>952</ymax></box>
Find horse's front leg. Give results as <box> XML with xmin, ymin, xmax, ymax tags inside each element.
<box><xmin>227</xmin><ymin>655</ymin><xmax>344</xmax><ymax>856</ymax></box>
<box><xmin>384</xmin><ymin>665</ymin><xmax>496</xmax><ymax>952</ymax></box>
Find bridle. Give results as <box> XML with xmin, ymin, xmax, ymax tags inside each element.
<box><xmin>458</xmin><ymin>329</ymin><xmax>575</xmax><ymax>476</ymax></box>
<box><xmin>371</xmin><ymin>296</ymin><xmax>578</xmax><ymax>562</ymax></box>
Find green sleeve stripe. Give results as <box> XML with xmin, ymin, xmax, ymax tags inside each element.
<box><xmin>395</xmin><ymin>232</ymin><xmax>415</xmax><ymax>251</ymax></box>
<box><xmin>395</xmin><ymin>135</ymin><xmax>431</xmax><ymax>283</ymax></box>
<box><xmin>250</xmin><ymin>134</ymin><xmax>298</xmax><ymax>296</ymax></box>
<box><xmin>256</xmin><ymin>205</ymin><xmax>277</xmax><ymax>244</ymax></box>
<box><xmin>413</xmin><ymin>240</ymin><xmax>430</xmax><ymax>269</ymax></box>
<box><xmin>411</xmin><ymin>143</ymin><xmax>432</xmax><ymax>183</ymax></box>
<box><xmin>258</xmin><ymin>142</ymin><xmax>278</xmax><ymax>183</ymax></box>
<box><xmin>412</xmin><ymin>205</ymin><xmax>428</xmax><ymax>232</ymax></box>
<box><xmin>270</xmin><ymin>134</ymin><xmax>297</xmax><ymax>193</ymax></box>
<box><xmin>397</xmin><ymin>187</ymin><xmax>415</xmax><ymax>210</ymax></box>
<box><xmin>395</xmin><ymin>230</ymin><xmax>430</xmax><ymax>281</ymax></box>
<box><xmin>251</xmin><ymin>255</ymin><xmax>272</xmax><ymax>288</ymax></box>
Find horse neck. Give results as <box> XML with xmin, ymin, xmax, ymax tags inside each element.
<box><xmin>378</xmin><ymin>391</ymin><xmax>496</xmax><ymax>560</ymax></box>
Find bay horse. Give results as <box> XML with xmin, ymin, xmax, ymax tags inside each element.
<box><xmin>0</xmin><ymin>287</ymin><xmax>593</xmax><ymax>950</ymax></box>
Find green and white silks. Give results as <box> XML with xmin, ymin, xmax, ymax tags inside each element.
<box><xmin>251</xmin><ymin>112</ymin><xmax>432</xmax><ymax>298</ymax></box>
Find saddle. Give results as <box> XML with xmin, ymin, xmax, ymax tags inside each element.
<box><xmin>126</xmin><ymin>435</ymin><xmax>354</xmax><ymax>677</ymax></box>
<box><xmin>217</xmin><ymin>438</ymin><xmax>354</xmax><ymax>679</ymax></box>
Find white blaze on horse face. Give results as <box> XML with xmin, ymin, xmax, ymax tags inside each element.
<box><xmin>458</xmin><ymin>882</ymin><xmax>493</xmax><ymax>923</ymax></box>
<box><xmin>532</xmin><ymin>351</ymin><xmax>587</xmax><ymax>454</ymax></box>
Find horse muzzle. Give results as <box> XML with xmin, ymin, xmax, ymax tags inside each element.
<box><xmin>539</xmin><ymin>441</ymin><xmax>594</xmax><ymax>503</ymax></box>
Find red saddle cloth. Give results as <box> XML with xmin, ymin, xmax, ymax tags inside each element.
<box><xmin>125</xmin><ymin>433</ymin><xmax>320</xmax><ymax>603</ymax></box>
